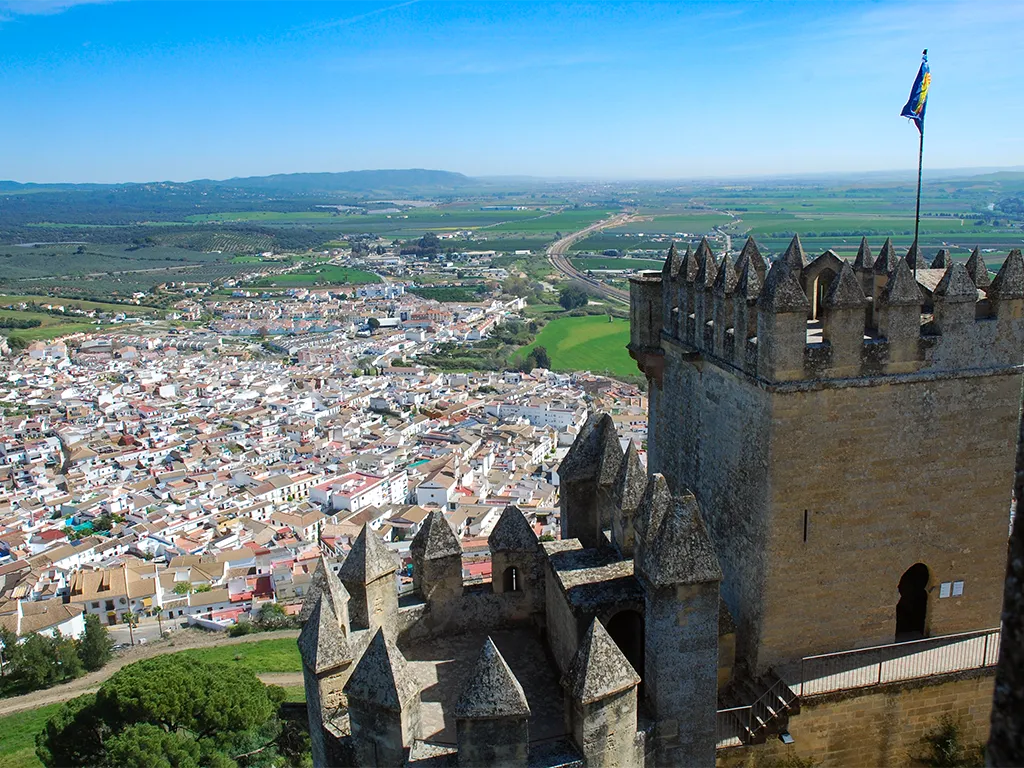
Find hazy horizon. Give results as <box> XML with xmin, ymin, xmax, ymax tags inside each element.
<box><xmin>2</xmin><ymin>0</ymin><xmax>1022</xmax><ymax>183</ymax></box>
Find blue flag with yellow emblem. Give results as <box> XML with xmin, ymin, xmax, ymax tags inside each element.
<box><xmin>901</xmin><ymin>50</ymin><xmax>930</xmax><ymax>134</ymax></box>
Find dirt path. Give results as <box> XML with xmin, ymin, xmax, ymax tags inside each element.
<box><xmin>0</xmin><ymin>628</ymin><xmax>300</xmax><ymax>717</ymax></box>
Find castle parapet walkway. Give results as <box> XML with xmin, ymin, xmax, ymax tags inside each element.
<box><xmin>716</xmin><ymin>627</ymin><xmax>1000</xmax><ymax>749</ymax></box>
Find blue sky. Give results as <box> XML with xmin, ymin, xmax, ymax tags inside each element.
<box><xmin>1</xmin><ymin>0</ymin><xmax>1021</xmax><ymax>183</ymax></box>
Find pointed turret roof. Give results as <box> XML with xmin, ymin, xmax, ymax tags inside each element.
<box><xmin>822</xmin><ymin>263</ymin><xmax>867</xmax><ymax>309</ymax></box>
<box><xmin>736</xmin><ymin>258</ymin><xmax>762</xmax><ymax>302</ymax></box>
<box><xmin>758</xmin><ymin>260</ymin><xmax>810</xmax><ymax>313</ymax></box>
<box><xmin>680</xmin><ymin>244</ymin><xmax>699</xmax><ymax>283</ymax></box>
<box><xmin>966</xmin><ymin>247</ymin><xmax>991</xmax><ymax>289</ymax></box>
<box><xmin>905</xmin><ymin>240</ymin><xmax>925</xmax><ymax>270</ymax></box>
<box><xmin>338</xmin><ymin>523</ymin><xmax>399</xmax><ymax>586</ymax></box>
<box><xmin>661</xmin><ymin>242</ymin><xmax>681</xmax><ymax>279</ymax></box>
<box><xmin>931</xmin><ymin>249</ymin><xmax>952</xmax><ymax>270</ymax></box>
<box><xmin>780</xmin><ymin>234</ymin><xmax>808</xmax><ymax>273</ymax></box>
<box><xmin>298</xmin><ymin>592</ymin><xmax>351</xmax><ymax>675</ymax></box>
<box><xmin>564</xmin><ymin>618</ymin><xmax>641</xmax><ymax>705</ymax></box>
<box><xmin>633</xmin><ymin>473</ymin><xmax>671</xmax><ymax>547</ymax></box>
<box><xmin>873</xmin><ymin>238</ymin><xmax>900</xmax><ymax>275</ymax></box>
<box><xmin>343</xmin><ymin>628</ymin><xmax>418</xmax><ymax>711</ymax></box>
<box><xmin>410</xmin><ymin>509</ymin><xmax>462</xmax><ymax>560</ymax></box>
<box><xmin>880</xmin><ymin>259</ymin><xmax>923</xmax><ymax>306</ymax></box>
<box><xmin>558</xmin><ymin>412</ymin><xmax>623</xmax><ymax>487</ymax></box>
<box><xmin>712</xmin><ymin>253</ymin><xmax>738</xmax><ymax>296</ymax></box>
<box><xmin>853</xmin><ymin>237</ymin><xmax>873</xmax><ymax>270</ymax></box>
<box><xmin>639</xmin><ymin>492</ymin><xmax>722</xmax><ymax>588</ymax></box>
<box><xmin>934</xmin><ymin>262</ymin><xmax>978</xmax><ymax>302</ymax></box>
<box><xmin>299</xmin><ymin>555</ymin><xmax>349</xmax><ymax>624</ymax></box>
<box><xmin>613</xmin><ymin>441</ymin><xmax>646</xmax><ymax>516</ymax></box>
<box><xmin>488</xmin><ymin>505</ymin><xmax>538</xmax><ymax>553</ymax></box>
<box><xmin>453</xmin><ymin>637</ymin><xmax>531</xmax><ymax>719</ymax></box>
<box><xmin>735</xmin><ymin>236</ymin><xmax>766</xmax><ymax>278</ymax></box>
<box><xmin>694</xmin><ymin>238</ymin><xmax>718</xmax><ymax>289</ymax></box>
<box><xmin>990</xmin><ymin>249</ymin><xmax>1024</xmax><ymax>300</ymax></box>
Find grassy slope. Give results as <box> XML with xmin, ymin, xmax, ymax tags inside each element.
<box><xmin>512</xmin><ymin>315</ymin><xmax>633</xmax><ymax>376</ymax></box>
<box><xmin>0</xmin><ymin>295</ymin><xmax>157</xmax><ymax>314</ymax></box>
<box><xmin>0</xmin><ymin>703</ymin><xmax>61</xmax><ymax>768</ymax></box>
<box><xmin>254</xmin><ymin>266</ymin><xmax>380</xmax><ymax>286</ymax></box>
<box><xmin>571</xmin><ymin>257</ymin><xmax>663</xmax><ymax>271</ymax></box>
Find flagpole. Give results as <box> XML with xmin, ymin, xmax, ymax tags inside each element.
<box><xmin>914</xmin><ymin>125</ymin><xmax>923</xmax><ymax>280</ymax></box>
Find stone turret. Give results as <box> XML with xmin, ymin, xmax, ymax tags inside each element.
<box><xmin>344</xmin><ymin>628</ymin><xmax>421</xmax><ymax>768</ymax></box>
<box><xmin>712</xmin><ymin>252</ymin><xmax>737</xmax><ymax>355</ymax></box>
<box><xmin>931</xmin><ymin>248</ymin><xmax>952</xmax><ymax>269</ymax></box>
<box><xmin>735</xmin><ymin>235</ymin><xmax>768</xmax><ymax>284</ymax></box>
<box><xmin>298</xmin><ymin>563</ymin><xmax>354</xmax><ymax>768</ymax></box>
<box><xmin>905</xmin><ymin>239</ymin><xmax>925</xmax><ymax>270</ymax></box>
<box><xmin>339</xmin><ymin>523</ymin><xmax>399</xmax><ymax>636</ymax></box>
<box><xmin>733</xmin><ymin>258</ymin><xmax>762</xmax><ymax>367</ymax></box>
<box><xmin>410</xmin><ymin>509</ymin><xmax>463</xmax><ymax>606</ymax></box>
<box><xmin>610</xmin><ymin>441</ymin><xmax>645</xmax><ymax>558</ymax></box>
<box><xmin>871</xmin><ymin>238</ymin><xmax>900</xmax><ymax>325</ymax></box>
<box><xmin>563</xmin><ymin>618</ymin><xmax>642</xmax><ymax>768</ymax></box>
<box><xmin>559</xmin><ymin>413</ymin><xmax>623</xmax><ymax>549</ymax></box>
<box><xmin>635</xmin><ymin>475</ymin><xmax>721</xmax><ymax>768</ymax></box>
<box><xmin>821</xmin><ymin>261</ymin><xmax>868</xmax><ymax>372</ymax></box>
<box><xmin>877</xmin><ymin>258</ymin><xmax>924</xmax><ymax>366</ymax></box>
<box><xmin>966</xmin><ymin>246</ymin><xmax>991</xmax><ymax>290</ymax></box>
<box><xmin>693</xmin><ymin>237</ymin><xmax>718</xmax><ymax>342</ymax></box>
<box><xmin>756</xmin><ymin>258</ymin><xmax>810</xmax><ymax>381</ymax></box>
<box><xmin>853</xmin><ymin>236</ymin><xmax>874</xmax><ymax>296</ymax></box>
<box><xmin>489</xmin><ymin>505</ymin><xmax>542</xmax><ymax>610</ymax></box>
<box><xmin>661</xmin><ymin>243</ymin><xmax>681</xmax><ymax>335</ymax></box>
<box><xmin>454</xmin><ymin>637</ymin><xmax>531</xmax><ymax>767</ymax></box>
<box><xmin>933</xmin><ymin>262</ymin><xmax>978</xmax><ymax>333</ymax></box>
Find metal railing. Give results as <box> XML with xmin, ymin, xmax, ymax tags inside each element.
<box><xmin>798</xmin><ymin>627</ymin><xmax>1001</xmax><ymax>697</ymax></box>
<box><xmin>715</xmin><ymin>677</ymin><xmax>795</xmax><ymax>749</ymax></box>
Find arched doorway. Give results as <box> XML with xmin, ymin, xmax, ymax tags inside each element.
<box><xmin>606</xmin><ymin>610</ymin><xmax>645</xmax><ymax>685</ymax></box>
<box><xmin>895</xmin><ymin>563</ymin><xmax>929</xmax><ymax>642</ymax></box>
<box><xmin>502</xmin><ymin>566</ymin><xmax>520</xmax><ymax>592</ymax></box>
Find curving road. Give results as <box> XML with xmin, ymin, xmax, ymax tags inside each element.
<box><xmin>546</xmin><ymin>212</ymin><xmax>635</xmax><ymax>305</ymax></box>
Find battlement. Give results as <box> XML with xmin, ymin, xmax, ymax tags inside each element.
<box><xmin>630</xmin><ymin>235</ymin><xmax>1024</xmax><ymax>388</ymax></box>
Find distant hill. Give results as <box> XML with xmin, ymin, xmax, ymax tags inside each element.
<box><xmin>0</xmin><ymin>169</ymin><xmax>477</xmax><ymax>196</ymax></box>
<box><xmin>206</xmin><ymin>169</ymin><xmax>476</xmax><ymax>194</ymax></box>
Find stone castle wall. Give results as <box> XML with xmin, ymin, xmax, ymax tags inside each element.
<box><xmin>716</xmin><ymin>670</ymin><xmax>995</xmax><ymax>768</ymax></box>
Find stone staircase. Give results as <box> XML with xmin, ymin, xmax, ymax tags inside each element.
<box><xmin>718</xmin><ymin>670</ymin><xmax>801</xmax><ymax>746</ymax></box>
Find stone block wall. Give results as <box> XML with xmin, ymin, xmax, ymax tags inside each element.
<box><xmin>716</xmin><ymin>670</ymin><xmax>995</xmax><ymax>768</ymax></box>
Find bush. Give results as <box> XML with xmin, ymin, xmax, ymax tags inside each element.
<box><xmin>78</xmin><ymin>615</ymin><xmax>113</xmax><ymax>672</ymax></box>
<box><xmin>916</xmin><ymin>715</ymin><xmax>985</xmax><ymax>767</ymax></box>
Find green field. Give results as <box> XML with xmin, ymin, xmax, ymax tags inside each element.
<box><xmin>512</xmin><ymin>315</ymin><xmax>633</xmax><ymax>376</ymax></box>
<box><xmin>0</xmin><ymin>294</ymin><xmax>157</xmax><ymax>314</ymax></box>
<box><xmin>489</xmin><ymin>209</ymin><xmax>615</xmax><ymax>234</ymax></box>
<box><xmin>571</xmin><ymin>257</ymin><xmax>663</xmax><ymax>271</ymax></box>
<box><xmin>253</xmin><ymin>266</ymin><xmax>381</xmax><ymax>287</ymax></box>
<box><xmin>169</xmin><ymin>637</ymin><xmax>302</xmax><ymax>673</ymax></box>
<box><xmin>0</xmin><ymin>703</ymin><xmax>61</xmax><ymax>768</ymax></box>
<box><xmin>607</xmin><ymin>213</ymin><xmax>733</xmax><ymax>235</ymax></box>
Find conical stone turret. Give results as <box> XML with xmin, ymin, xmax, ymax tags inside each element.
<box><xmin>454</xmin><ymin>637</ymin><xmax>531</xmax><ymax>767</ymax></box>
<box><xmin>410</xmin><ymin>509</ymin><xmax>463</xmax><ymax>604</ymax></box>
<box><xmin>339</xmin><ymin>523</ymin><xmax>400</xmax><ymax>634</ymax></box>
<box><xmin>611</xmin><ymin>441</ymin><xmax>646</xmax><ymax>557</ymax></box>
<box><xmin>559</xmin><ymin>413</ymin><xmax>623</xmax><ymax>549</ymax></box>
<box><xmin>344</xmin><ymin>628</ymin><xmax>421</xmax><ymax>768</ymax></box>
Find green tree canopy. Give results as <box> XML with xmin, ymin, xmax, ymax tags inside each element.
<box><xmin>78</xmin><ymin>614</ymin><xmax>113</xmax><ymax>672</ymax></box>
<box><xmin>559</xmin><ymin>285</ymin><xmax>589</xmax><ymax>310</ymax></box>
<box><xmin>36</xmin><ymin>655</ymin><xmax>286</xmax><ymax>768</ymax></box>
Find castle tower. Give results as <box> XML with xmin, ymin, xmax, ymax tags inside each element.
<box><xmin>558</xmin><ymin>413</ymin><xmax>623</xmax><ymax>549</ymax></box>
<box><xmin>488</xmin><ymin>505</ymin><xmax>543</xmax><ymax>611</ymax></box>
<box><xmin>410</xmin><ymin>509</ymin><xmax>463</xmax><ymax>606</ymax></box>
<box><xmin>632</xmin><ymin>236</ymin><xmax>1024</xmax><ymax>677</ymax></box>
<box><xmin>610</xmin><ymin>441</ymin><xmax>645</xmax><ymax>558</ymax></box>
<box><xmin>635</xmin><ymin>474</ymin><xmax>721</xmax><ymax>768</ymax></box>
<box><xmin>298</xmin><ymin>561</ymin><xmax>354</xmax><ymax>768</ymax></box>
<box><xmin>562</xmin><ymin>617</ymin><xmax>642</xmax><ymax>768</ymax></box>
<box><xmin>338</xmin><ymin>523</ymin><xmax>399</xmax><ymax>636</ymax></box>
<box><xmin>343</xmin><ymin>628</ymin><xmax>421</xmax><ymax>768</ymax></box>
<box><xmin>453</xmin><ymin>636</ymin><xmax>531</xmax><ymax>767</ymax></box>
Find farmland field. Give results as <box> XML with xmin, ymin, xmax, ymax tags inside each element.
<box><xmin>605</xmin><ymin>213</ymin><xmax>733</xmax><ymax>235</ymax></box>
<box><xmin>512</xmin><ymin>315</ymin><xmax>633</xmax><ymax>376</ymax></box>
<box><xmin>253</xmin><ymin>266</ymin><xmax>380</xmax><ymax>287</ymax></box>
<box><xmin>488</xmin><ymin>209</ymin><xmax>615</xmax><ymax>234</ymax></box>
<box><xmin>571</xmin><ymin>257</ymin><xmax>663</xmax><ymax>271</ymax></box>
<box><xmin>0</xmin><ymin>294</ymin><xmax>158</xmax><ymax>314</ymax></box>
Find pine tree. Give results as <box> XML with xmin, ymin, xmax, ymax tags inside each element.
<box><xmin>78</xmin><ymin>615</ymin><xmax>113</xmax><ymax>672</ymax></box>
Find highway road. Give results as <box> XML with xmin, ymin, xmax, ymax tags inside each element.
<box><xmin>546</xmin><ymin>212</ymin><xmax>636</xmax><ymax>305</ymax></box>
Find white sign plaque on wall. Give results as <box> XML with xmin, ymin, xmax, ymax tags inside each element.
<box><xmin>952</xmin><ymin>581</ymin><xmax>964</xmax><ymax>597</ymax></box>
<box><xmin>939</xmin><ymin>582</ymin><xmax>952</xmax><ymax>598</ymax></box>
